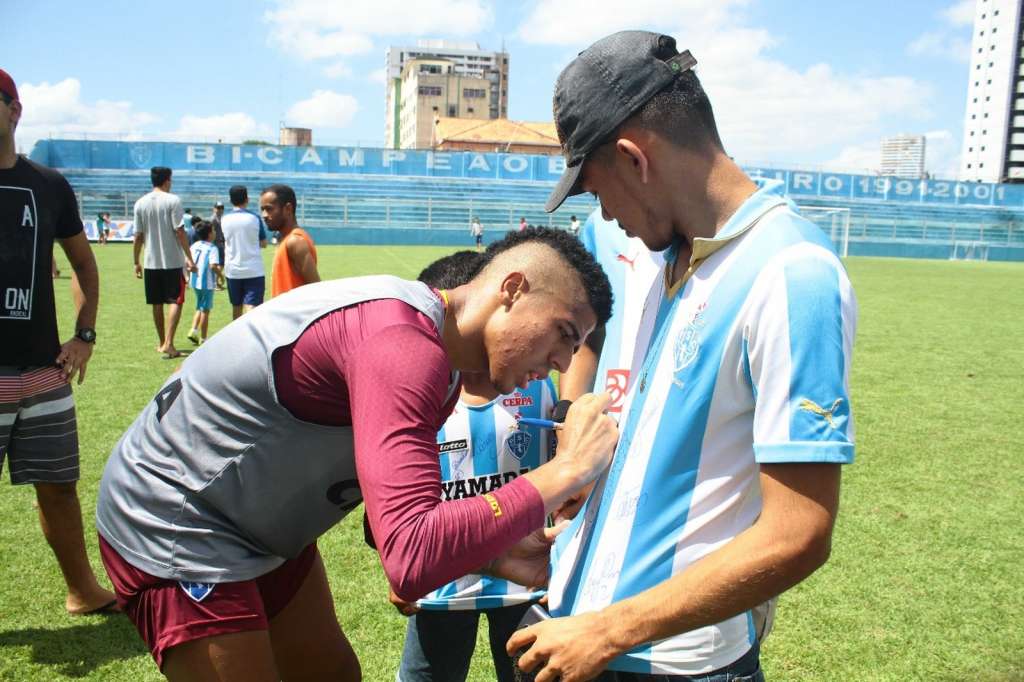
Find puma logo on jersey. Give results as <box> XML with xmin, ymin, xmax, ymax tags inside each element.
<box><xmin>798</xmin><ymin>398</ymin><xmax>843</xmax><ymax>429</ymax></box>
<box><xmin>615</xmin><ymin>253</ymin><xmax>637</xmax><ymax>270</ymax></box>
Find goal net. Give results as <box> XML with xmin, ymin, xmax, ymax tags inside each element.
<box><xmin>799</xmin><ymin>206</ymin><xmax>851</xmax><ymax>258</ymax></box>
<box><xmin>950</xmin><ymin>241</ymin><xmax>990</xmax><ymax>261</ymax></box>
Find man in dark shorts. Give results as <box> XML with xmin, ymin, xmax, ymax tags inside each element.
<box><xmin>96</xmin><ymin>227</ymin><xmax>619</xmax><ymax>680</ymax></box>
<box><xmin>0</xmin><ymin>68</ymin><xmax>118</xmax><ymax>616</ymax></box>
<box><xmin>210</xmin><ymin>201</ymin><xmax>225</xmax><ymax>289</ymax></box>
<box><xmin>221</xmin><ymin>185</ymin><xmax>267</xmax><ymax>318</ymax></box>
<box><xmin>132</xmin><ymin>166</ymin><xmax>196</xmax><ymax>359</ymax></box>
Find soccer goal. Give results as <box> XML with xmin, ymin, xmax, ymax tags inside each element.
<box><xmin>950</xmin><ymin>241</ymin><xmax>990</xmax><ymax>261</ymax></box>
<box><xmin>799</xmin><ymin>206</ymin><xmax>851</xmax><ymax>258</ymax></box>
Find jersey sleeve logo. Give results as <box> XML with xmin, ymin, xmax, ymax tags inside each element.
<box><xmin>798</xmin><ymin>398</ymin><xmax>844</xmax><ymax>430</ymax></box>
<box><xmin>505</xmin><ymin>431</ymin><xmax>532</xmax><ymax>460</ymax></box>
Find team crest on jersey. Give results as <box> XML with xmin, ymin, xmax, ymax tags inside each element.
<box><xmin>179</xmin><ymin>581</ymin><xmax>215</xmax><ymax>602</ymax></box>
<box><xmin>673</xmin><ymin>302</ymin><xmax>707</xmax><ymax>388</ymax></box>
<box><xmin>130</xmin><ymin>144</ymin><xmax>152</xmax><ymax>169</ymax></box>
<box><xmin>505</xmin><ymin>431</ymin><xmax>532</xmax><ymax>460</ymax></box>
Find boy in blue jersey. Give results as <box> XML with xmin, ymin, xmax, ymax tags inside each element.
<box><xmin>511</xmin><ymin>31</ymin><xmax>857</xmax><ymax>681</ymax></box>
<box><xmin>186</xmin><ymin>221</ymin><xmax>221</xmax><ymax>345</ymax></box>
<box><xmin>390</xmin><ymin>251</ymin><xmax>558</xmax><ymax>682</ymax></box>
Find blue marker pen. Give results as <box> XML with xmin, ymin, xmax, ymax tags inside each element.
<box><xmin>516</xmin><ymin>417</ymin><xmax>563</xmax><ymax>430</ymax></box>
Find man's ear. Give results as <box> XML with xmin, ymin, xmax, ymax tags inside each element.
<box><xmin>498</xmin><ymin>271</ymin><xmax>529</xmax><ymax>310</ymax></box>
<box><xmin>9</xmin><ymin>99</ymin><xmax>22</xmax><ymax>129</ymax></box>
<box><xmin>615</xmin><ymin>137</ymin><xmax>649</xmax><ymax>185</ymax></box>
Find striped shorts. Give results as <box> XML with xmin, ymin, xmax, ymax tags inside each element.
<box><xmin>0</xmin><ymin>366</ymin><xmax>79</xmax><ymax>485</ymax></box>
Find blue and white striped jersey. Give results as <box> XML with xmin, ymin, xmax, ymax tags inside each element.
<box><xmin>548</xmin><ymin>179</ymin><xmax>857</xmax><ymax>674</ymax></box>
<box><xmin>417</xmin><ymin>377</ymin><xmax>557</xmax><ymax>611</ymax></box>
<box><xmin>579</xmin><ymin>210</ymin><xmax>664</xmax><ymax>417</ymax></box>
<box><xmin>189</xmin><ymin>240</ymin><xmax>219</xmax><ymax>290</ymax></box>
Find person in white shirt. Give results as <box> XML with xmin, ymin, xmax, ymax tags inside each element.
<box><xmin>133</xmin><ymin>166</ymin><xmax>196</xmax><ymax>359</ymax></box>
<box><xmin>470</xmin><ymin>217</ymin><xmax>484</xmax><ymax>252</ymax></box>
<box><xmin>568</xmin><ymin>215</ymin><xmax>581</xmax><ymax>236</ymax></box>
<box><xmin>221</xmin><ymin>185</ymin><xmax>267</xmax><ymax>319</ymax></box>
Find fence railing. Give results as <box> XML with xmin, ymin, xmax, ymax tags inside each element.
<box><xmin>76</xmin><ymin>191</ymin><xmax>1024</xmax><ymax>247</ymax></box>
<box><xmin>76</xmin><ymin>192</ymin><xmax>596</xmax><ymax>232</ymax></box>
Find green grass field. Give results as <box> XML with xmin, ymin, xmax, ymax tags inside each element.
<box><xmin>0</xmin><ymin>245</ymin><xmax>1021</xmax><ymax>681</ymax></box>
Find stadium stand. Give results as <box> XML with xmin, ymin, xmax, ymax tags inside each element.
<box><xmin>31</xmin><ymin>139</ymin><xmax>1024</xmax><ymax>260</ymax></box>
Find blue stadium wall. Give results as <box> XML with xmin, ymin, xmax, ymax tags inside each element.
<box><xmin>31</xmin><ymin>140</ymin><xmax>1024</xmax><ymax>260</ymax></box>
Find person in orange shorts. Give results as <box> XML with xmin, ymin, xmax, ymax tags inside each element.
<box><xmin>261</xmin><ymin>184</ymin><xmax>320</xmax><ymax>296</ymax></box>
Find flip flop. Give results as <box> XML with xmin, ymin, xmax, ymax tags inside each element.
<box><xmin>162</xmin><ymin>350</ymin><xmax>183</xmax><ymax>360</ymax></box>
<box><xmin>68</xmin><ymin>599</ymin><xmax>121</xmax><ymax>616</ymax></box>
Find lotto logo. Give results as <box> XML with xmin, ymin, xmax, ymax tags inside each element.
<box><xmin>605</xmin><ymin>369</ymin><xmax>630</xmax><ymax>413</ymax></box>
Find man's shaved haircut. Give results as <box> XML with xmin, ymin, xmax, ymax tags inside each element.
<box><xmin>476</xmin><ymin>226</ymin><xmax>612</xmax><ymax>325</ymax></box>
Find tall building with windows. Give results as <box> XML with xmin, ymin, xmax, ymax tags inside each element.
<box><xmin>398</xmin><ymin>58</ymin><xmax>494</xmax><ymax>149</ymax></box>
<box><xmin>960</xmin><ymin>0</ymin><xmax>1024</xmax><ymax>182</ymax></box>
<box><xmin>384</xmin><ymin>40</ymin><xmax>509</xmax><ymax>149</ymax></box>
<box><xmin>880</xmin><ymin>134</ymin><xmax>926</xmax><ymax>178</ymax></box>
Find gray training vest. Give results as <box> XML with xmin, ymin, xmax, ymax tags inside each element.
<box><xmin>96</xmin><ymin>275</ymin><xmax>452</xmax><ymax>583</ymax></box>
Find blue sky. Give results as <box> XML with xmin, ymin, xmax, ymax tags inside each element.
<box><xmin>6</xmin><ymin>0</ymin><xmax>974</xmax><ymax>177</ymax></box>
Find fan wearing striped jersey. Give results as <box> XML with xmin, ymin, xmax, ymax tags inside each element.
<box><xmin>388</xmin><ymin>251</ymin><xmax>558</xmax><ymax>682</ymax></box>
<box><xmin>511</xmin><ymin>31</ymin><xmax>856</xmax><ymax>681</ymax></box>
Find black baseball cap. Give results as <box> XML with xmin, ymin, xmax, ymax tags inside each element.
<box><xmin>545</xmin><ymin>31</ymin><xmax>697</xmax><ymax>213</ymax></box>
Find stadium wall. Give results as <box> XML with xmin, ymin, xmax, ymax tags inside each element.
<box><xmin>34</xmin><ymin>140</ymin><xmax>1024</xmax><ymax>261</ymax></box>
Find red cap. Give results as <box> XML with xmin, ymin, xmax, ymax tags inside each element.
<box><xmin>0</xmin><ymin>69</ymin><xmax>19</xmax><ymax>102</ymax></box>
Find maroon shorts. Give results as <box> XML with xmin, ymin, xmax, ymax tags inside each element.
<box><xmin>98</xmin><ymin>535</ymin><xmax>317</xmax><ymax>669</ymax></box>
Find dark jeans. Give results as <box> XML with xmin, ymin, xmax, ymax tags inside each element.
<box><xmin>398</xmin><ymin>603</ymin><xmax>532</xmax><ymax>682</ymax></box>
<box><xmin>594</xmin><ymin>642</ymin><xmax>764</xmax><ymax>682</ymax></box>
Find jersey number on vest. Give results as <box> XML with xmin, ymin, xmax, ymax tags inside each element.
<box><xmin>154</xmin><ymin>378</ymin><xmax>183</xmax><ymax>422</ymax></box>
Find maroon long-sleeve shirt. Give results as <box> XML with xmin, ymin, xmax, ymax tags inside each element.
<box><xmin>271</xmin><ymin>297</ymin><xmax>545</xmax><ymax>600</ymax></box>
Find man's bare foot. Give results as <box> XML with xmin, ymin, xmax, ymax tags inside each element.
<box><xmin>66</xmin><ymin>587</ymin><xmax>121</xmax><ymax>616</ymax></box>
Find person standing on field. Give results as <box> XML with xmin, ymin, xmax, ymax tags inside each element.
<box><xmin>221</xmin><ymin>185</ymin><xmax>267</xmax><ymax>319</ymax></box>
<box><xmin>509</xmin><ymin>31</ymin><xmax>857</xmax><ymax>681</ymax></box>
<box><xmin>470</xmin><ymin>216</ymin><xmax>484</xmax><ymax>251</ymax></box>
<box><xmin>0</xmin><ymin>67</ymin><xmax>119</xmax><ymax>616</ymax></box>
<box><xmin>133</xmin><ymin>165</ymin><xmax>195</xmax><ymax>359</ymax></box>
<box><xmin>262</xmin><ymin>184</ymin><xmax>319</xmax><ymax>297</ymax></box>
<box><xmin>210</xmin><ymin>201</ymin><xmax>226</xmax><ymax>289</ymax></box>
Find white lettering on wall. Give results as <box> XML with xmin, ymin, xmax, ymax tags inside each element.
<box><xmin>186</xmin><ymin>145</ymin><xmax>215</xmax><ymax>164</ymax></box>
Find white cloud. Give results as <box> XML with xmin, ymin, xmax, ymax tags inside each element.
<box><xmin>170</xmin><ymin>113</ymin><xmax>275</xmax><ymax>143</ymax></box>
<box><xmin>823</xmin><ymin>130</ymin><xmax>961</xmax><ymax>179</ymax></box>
<box><xmin>285</xmin><ymin>90</ymin><xmax>360</xmax><ymax>128</ymax></box>
<box><xmin>514</xmin><ymin>1</ymin><xmax>937</xmax><ymax>166</ymax></box>
<box><xmin>824</xmin><ymin>142</ymin><xmax>882</xmax><ymax>174</ymax></box>
<box><xmin>516</xmin><ymin>0</ymin><xmax>749</xmax><ymax>46</ymax></box>
<box><xmin>367</xmin><ymin>68</ymin><xmax>388</xmax><ymax>85</ymax></box>
<box><xmin>907</xmin><ymin>31</ymin><xmax>971</xmax><ymax>62</ymax></box>
<box><xmin>942</xmin><ymin>0</ymin><xmax>975</xmax><ymax>26</ymax></box>
<box><xmin>323</xmin><ymin>61</ymin><xmax>354</xmax><ymax>79</ymax></box>
<box><xmin>923</xmin><ymin>129</ymin><xmax>961</xmax><ymax>178</ymax></box>
<box><xmin>14</xmin><ymin>78</ymin><xmax>159</xmax><ymax>152</ymax></box>
<box><xmin>907</xmin><ymin>1</ymin><xmax>974</xmax><ymax>62</ymax></box>
<box><xmin>264</xmin><ymin>0</ymin><xmax>492</xmax><ymax>62</ymax></box>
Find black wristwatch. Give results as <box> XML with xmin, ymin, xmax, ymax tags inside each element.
<box><xmin>75</xmin><ymin>328</ymin><xmax>97</xmax><ymax>344</ymax></box>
